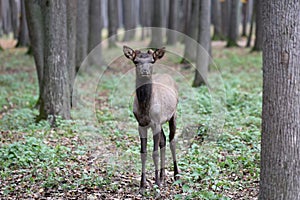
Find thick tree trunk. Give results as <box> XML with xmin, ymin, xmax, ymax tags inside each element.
<box><xmin>88</xmin><ymin>0</ymin><xmax>101</xmax><ymax>52</ymax></box>
<box><xmin>220</xmin><ymin>0</ymin><xmax>230</xmax><ymax>38</ymax></box>
<box><xmin>122</xmin><ymin>0</ymin><xmax>136</xmax><ymax>41</ymax></box>
<box><xmin>192</xmin><ymin>0</ymin><xmax>210</xmax><ymax>87</ymax></box>
<box><xmin>39</xmin><ymin>0</ymin><xmax>70</xmax><ymax>123</ymax></box>
<box><xmin>161</xmin><ymin>0</ymin><xmax>168</xmax><ymax>28</ymax></box>
<box><xmin>76</xmin><ymin>0</ymin><xmax>89</xmax><ymax>72</ymax></box>
<box><xmin>260</xmin><ymin>1</ymin><xmax>300</xmax><ymax>199</ymax></box>
<box><xmin>212</xmin><ymin>0</ymin><xmax>224</xmax><ymax>40</ymax></box>
<box><xmin>139</xmin><ymin>0</ymin><xmax>151</xmax><ymax>40</ymax></box>
<box><xmin>241</xmin><ymin>1</ymin><xmax>248</xmax><ymax>37</ymax></box>
<box><xmin>177</xmin><ymin>0</ymin><xmax>187</xmax><ymax>35</ymax></box>
<box><xmin>9</xmin><ymin>0</ymin><xmax>19</xmax><ymax>39</ymax></box>
<box><xmin>182</xmin><ymin>0</ymin><xmax>199</xmax><ymax>64</ymax></box>
<box><xmin>2</xmin><ymin>0</ymin><xmax>12</xmax><ymax>34</ymax></box>
<box><xmin>252</xmin><ymin>0</ymin><xmax>262</xmax><ymax>51</ymax></box>
<box><xmin>107</xmin><ymin>0</ymin><xmax>118</xmax><ymax>48</ymax></box>
<box><xmin>67</xmin><ymin>0</ymin><xmax>77</xmax><ymax>107</ymax></box>
<box><xmin>226</xmin><ymin>0</ymin><xmax>240</xmax><ymax>47</ymax></box>
<box><xmin>16</xmin><ymin>0</ymin><xmax>29</xmax><ymax>47</ymax></box>
<box><xmin>149</xmin><ymin>0</ymin><xmax>163</xmax><ymax>48</ymax></box>
<box><xmin>25</xmin><ymin>0</ymin><xmax>44</xmax><ymax>99</ymax></box>
<box><xmin>246</xmin><ymin>0</ymin><xmax>255</xmax><ymax>48</ymax></box>
<box><xmin>166</xmin><ymin>0</ymin><xmax>178</xmax><ymax>45</ymax></box>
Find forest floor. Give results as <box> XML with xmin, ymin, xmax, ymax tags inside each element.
<box><xmin>0</xmin><ymin>40</ymin><xmax>262</xmax><ymax>199</ymax></box>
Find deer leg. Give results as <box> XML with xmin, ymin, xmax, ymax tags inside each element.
<box><xmin>138</xmin><ymin>126</ymin><xmax>147</xmax><ymax>190</ymax></box>
<box><xmin>152</xmin><ymin>127</ymin><xmax>161</xmax><ymax>186</ymax></box>
<box><xmin>169</xmin><ymin>115</ymin><xmax>179</xmax><ymax>180</ymax></box>
<box><xmin>159</xmin><ymin>128</ymin><xmax>166</xmax><ymax>185</ymax></box>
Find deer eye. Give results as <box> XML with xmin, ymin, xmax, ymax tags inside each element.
<box><xmin>133</xmin><ymin>60</ymin><xmax>139</xmax><ymax>65</ymax></box>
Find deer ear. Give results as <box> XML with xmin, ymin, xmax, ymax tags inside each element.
<box><xmin>123</xmin><ymin>45</ymin><xmax>135</xmax><ymax>60</ymax></box>
<box><xmin>153</xmin><ymin>47</ymin><xmax>165</xmax><ymax>61</ymax></box>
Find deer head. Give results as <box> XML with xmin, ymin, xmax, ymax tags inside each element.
<box><xmin>123</xmin><ymin>46</ymin><xmax>165</xmax><ymax>78</ymax></box>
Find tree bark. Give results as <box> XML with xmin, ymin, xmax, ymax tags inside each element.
<box><xmin>226</xmin><ymin>0</ymin><xmax>240</xmax><ymax>47</ymax></box>
<box><xmin>148</xmin><ymin>0</ymin><xmax>163</xmax><ymax>48</ymax></box>
<box><xmin>25</xmin><ymin>0</ymin><xmax>44</xmax><ymax>98</ymax></box>
<box><xmin>177</xmin><ymin>0</ymin><xmax>187</xmax><ymax>35</ymax></box>
<box><xmin>139</xmin><ymin>0</ymin><xmax>151</xmax><ymax>40</ymax></box>
<box><xmin>67</xmin><ymin>0</ymin><xmax>77</xmax><ymax>107</ymax></box>
<box><xmin>39</xmin><ymin>0</ymin><xmax>70</xmax><ymax>123</ymax></box>
<box><xmin>246</xmin><ymin>0</ymin><xmax>255</xmax><ymax>47</ymax></box>
<box><xmin>0</xmin><ymin>1</ymin><xmax>2</xmax><ymax>36</ymax></box>
<box><xmin>252</xmin><ymin>0</ymin><xmax>262</xmax><ymax>51</ymax></box>
<box><xmin>166</xmin><ymin>0</ymin><xmax>178</xmax><ymax>45</ymax></box>
<box><xmin>17</xmin><ymin>0</ymin><xmax>30</xmax><ymax>47</ymax></box>
<box><xmin>192</xmin><ymin>0</ymin><xmax>211</xmax><ymax>87</ymax></box>
<box><xmin>212</xmin><ymin>0</ymin><xmax>224</xmax><ymax>40</ymax></box>
<box><xmin>220</xmin><ymin>0</ymin><xmax>230</xmax><ymax>38</ymax></box>
<box><xmin>88</xmin><ymin>0</ymin><xmax>102</xmax><ymax>52</ymax></box>
<box><xmin>122</xmin><ymin>0</ymin><xmax>136</xmax><ymax>41</ymax></box>
<box><xmin>9</xmin><ymin>0</ymin><xmax>19</xmax><ymax>39</ymax></box>
<box><xmin>76</xmin><ymin>0</ymin><xmax>89</xmax><ymax>72</ymax></box>
<box><xmin>241</xmin><ymin>1</ymin><xmax>248</xmax><ymax>37</ymax></box>
<box><xmin>1</xmin><ymin>0</ymin><xmax>12</xmax><ymax>34</ymax></box>
<box><xmin>182</xmin><ymin>0</ymin><xmax>199</xmax><ymax>64</ymax></box>
<box><xmin>107</xmin><ymin>0</ymin><xmax>118</xmax><ymax>47</ymax></box>
<box><xmin>260</xmin><ymin>1</ymin><xmax>300</xmax><ymax>199</ymax></box>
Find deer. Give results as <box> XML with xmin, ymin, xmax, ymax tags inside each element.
<box><xmin>123</xmin><ymin>46</ymin><xmax>179</xmax><ymax>193</ymax></box>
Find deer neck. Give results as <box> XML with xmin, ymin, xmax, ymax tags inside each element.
<box><xmin>136</xmin><ymin>76</ymin><xmax>152</xmax><ymax>116</ymax></box>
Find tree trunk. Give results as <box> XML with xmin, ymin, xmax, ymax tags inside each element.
<box><xmin>252</xmin><ymin>0</ymin><xmax>262</xmax><ymax>51</ymax></box>
<box><xmin>76</xmin><ymin>0</ymin><xmax>89</xmax><ymax>72</ymax></box>
<box><xmin>122</xmin><ymin>0</ymin><xmax>136</xmax><ymax>41</ymax></box>
<box><xmin>192</xmin><ymin>0</ymin><xmax>211</xmax><ymax>87</ymax></box>
<box><xmin>182</xmin><ymin>0</ymin><xmax>199</xmax><ymax>64</ymax></box>
<box><xmin>9</xmin><ymin>0</ymin><xmax>19</xmax><ymax>39</ymax></box>
<box><xmin>88</xmin><ymin>0</ymin><xmax>102</xmax><ymax>52</ymax></box>
<box><xmin>220</xmin><ymin>0</ymin><xmax>230</xmax><ymax>38</ymax></box>
<box><xmin>246</xmin><ymin>0</ymin><xmax>255</xmax><ymax>48</ymax></box>
<box><xmin>260</xmin><ymin>1</ymin><xmax>300</xmax><ymax>199</ymax></box>
<box><xmin>241</xmin><ymin>1</ymin><xmax>248</xmax><ymax>37</ymax></box>
<box><xmin>226</xmin><ymin>0</ymin><xmax>240</xmax><ymax>47</ymax></box>
<box><xmin>177</xmin><ymin>0</ymin><xmax>187</xmax><ymax>35</ymax></box>
<box><xmin>16</xmin><ymin>0</ymin><xmax>30</xmax><ymax>47</ymax></box>
<box><xmin>149</xmin><ymin>0</ymin><xmax>163</xmax><ymax>48</ymax></box>
<box><xmin>212</xmin><ymin>0</ymin><xmax>224</xmax><ymax>40</ymax></box>
<box><xmin>39</xmin><ymin>0</ymin><xmax>70</xmax><ymax>123</ymax></box>
<box><xmin>2</xmin><ymin>0</ymin><xmax>12</xmax><ymax>34</ymax></box>
<box><xmin>161</xmin><ymin>0</ymin><xmax>169</xmax><ymax>28</ymax></box>
<box><xmin>166</xmin><ymin>0</ymin><xmax>178</xmax><ymax>45</ymax></box>
<box><xmin>0</xmin><ymin>0</ymin><xmax>2</xmax><ymax>36</ymax></box>
<box><xmin>67</xmin><ymin>0</ymin><xmax>77</xmax><ymax>107</ymax></box>
<box><xmin>25</xmin><ymin>0</ymin><xmax>44</xmax><ymax>100</ymax></box>
<box><xmin>139</xmin><ymin>0</ymin><xmax>152</xmax><ymax>40</ymax></box>
<box><xmin>107</xmin><ymin>0</ymin><xmax>118</xmax><ymax>48</ymax></box>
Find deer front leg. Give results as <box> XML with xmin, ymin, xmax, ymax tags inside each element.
<box><xmin>139</xmin><ymin>126</ymin><xmax>147</xmax><ymax>192</ymax></box>
<box><xmin>152</xmin><ymin>128</ymin><xmax>161</xmax><ymax>186</ymax></box>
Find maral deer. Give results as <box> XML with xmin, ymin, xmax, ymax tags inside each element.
<box><xmin>123</xmin><ymin>46</ymin><xmax>179</xmax><ymax>192</ymax></box>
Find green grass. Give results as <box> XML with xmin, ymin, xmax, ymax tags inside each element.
<box><xmin>0</xmin><ymin>45</ymin><xmax>262</xmax><ymax>199</ymax></box>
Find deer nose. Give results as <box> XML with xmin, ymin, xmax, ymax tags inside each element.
<box><xmin>141</xmin><ymin>68</ymin><xmax>149</xmax><ymax>74</ymax></box>
<box><xmin>141</xmin><ymin>65</ymin><xmax>151</xmax><ymax>75</ymax></box>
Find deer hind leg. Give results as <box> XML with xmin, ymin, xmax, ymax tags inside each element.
<box><xmin>159</xmin><ymin>128</ymin><xmax>166</xmax><ymax>185</ymax></box>
<box><xmin>138</xmin><ymin>126</ymin><xmax>147</xmax><ymax>191</ymax></box>
<box><xmin>152</xmin><ymin>125</ymin><xmax>161</xmax><ymax>186</ymax></box>
<box><xmin>169</xmin><ymin>115</ymin><xmax>179</xmax><ymax>180</ymax></box>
